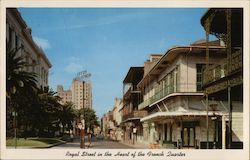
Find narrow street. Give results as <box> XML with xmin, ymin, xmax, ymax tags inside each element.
<box><xmin>53</xmin><ymin>137</ymin><xmax>136</xmax><ymax>149</ymax></box>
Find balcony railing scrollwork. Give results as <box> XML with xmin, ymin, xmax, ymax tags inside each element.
<box><xmin>203</xmin><ymin>48</ymin><xmax>242</xmax><ymax>85</ymax></box>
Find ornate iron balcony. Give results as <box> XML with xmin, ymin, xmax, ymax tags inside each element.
<box><xmin>203</xmin><ymin>49</ymin><xmax>242</xmax><ymax>86</ymax></box>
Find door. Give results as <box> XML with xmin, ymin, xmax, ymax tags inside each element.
<box><xmin>182</xmin><ymin>127</ymin><xmax>195</xmax><ymax>147</ymax></box>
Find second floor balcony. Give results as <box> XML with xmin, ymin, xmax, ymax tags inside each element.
<box><xmin>203</xmin><ymin>48</ymin><xmax>242</xmax><ymax>86</ymax></box>
<box><xmin>122</xmin><ymin>110</ymin><xmax>148</xmax><ymax>122</ymax></box>
<box><xmin>138</xmin><ymin>83</ymin><xmax>203</xmax><ymax>110</ymax></box>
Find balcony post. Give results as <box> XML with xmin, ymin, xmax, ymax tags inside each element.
<box><xmin>227</xmin><ymin>85</ymin><xmax>232</xmax><ymax>149</ymax></box>
<box><xmin>205</xmin><ymin>14</ymin><xmax>210</xmax><ymax>84</ymax></box>
<box><xmin>206</xmin><ymin>93</ymin><xmax>209</xmax><ymax>149</ymax></box>
<box><xmin>226</xmin><ymin>9</ymin><xmax>232</xmax><ymax>149</ymax></box>
<box><xmin>226</xmin><ymin>9</ymin><xmax>232</xmax><ymax>74</ymax></box>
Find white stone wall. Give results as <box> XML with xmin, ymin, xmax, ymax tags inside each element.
<box><xmin>199</xmin><ymin>118</ymin><xmax>215</xmax><ymax>141</ymax></box>
<box><xmin>219</xmin><ymin>101</ymin><xmax>243</xmax><ymax>141</ymax></box>
<box><xmin>113</xmin><ymin>98</ymin><xmax>122</xmax><ymax>125</ymax></box>
<box><xmin>232</xmin><ymin>112</ymin><xmax>243</xmax><ymax>141</ymax></box>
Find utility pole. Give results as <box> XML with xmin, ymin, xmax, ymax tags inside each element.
<box><xmin>79</xmin><ymin>114</ymin><xmax>85</xmax><ymax>148</ymax></box>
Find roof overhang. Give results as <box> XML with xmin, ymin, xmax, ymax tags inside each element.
<box><xmin>140</xmin><ymin>111</ymin><xmax>228</xmax><ymax>122</ymax></box>
<box><xmin>201</xmin><ymin>8</ymin><xmax>243</xmax><ymax>35</ymax></box>
<box><xmin>123</xmin><ymin>67</ymin><xmax>144</xmax><ymax>84</ymax></box>
<box><xmin>138</xmin><ymin>45</ymin><xmax>225</xmax><ymax>87</ymax></box>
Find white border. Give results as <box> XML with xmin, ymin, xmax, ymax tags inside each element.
<box><xmin>0</xmin><ymin>0</ymin><xmax>249</xmax><ymax>160</ymax></box>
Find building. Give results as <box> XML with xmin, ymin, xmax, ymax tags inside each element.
<box><xmin>137</xmin><ymin>41</ymin><xmax>227</xmax><ymax>149</ymax></box>
<box><xmin>83</xmin><ymin>79</ymin><xmax>92</xmax><ymax>109</ymax></box>
<box><xmin>6</xmin><ymin>8</ymin><xmax>52</xmax><ymax>89</ymax></box>
<box><xmin>56</xmin><ymin>72</ymin><xmax>92</xmax><ymax>110</ymax></box>
<box><xmin>200</xmin><ymin>8</ymin><xmax>243</xmax><ymax>149</ymax></box>
<box><xmin>70</xmin><ymin>76</ymin><xmax>92</xmax><ymax>110</ymax></box>
<box><xmin>70</xmin><ymin>78</ymin><xmax>85</xmax><ymax>110</ymax></box>
<box><xmin>113</xmin><ymin>98</ymin><xmax>123</xmax><ymax>126</ymax></box>
<box><xmin>57</xmin><ymin>85</ymin><xmax>72</xmax><ymax>104</ymax></box>
<box><xmin>112</xmin><ymin>98</ymin><xmax>123</xmax><ymax>141</ymax></box>
<box><xmin>101</xmin><ymin>110</ymin><xmax>115</xmax><ymax>138</ymax></box>
<box><xmin>101</xmin><ymin>98</ymin><xmax>123</xmax><ymax>141</ymax></box>
<box><xmin>121</xmin><ymin>67</ymin><xmax>147</xmax><ymax>145</ymax></box>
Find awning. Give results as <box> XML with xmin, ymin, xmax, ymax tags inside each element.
<box><xmin>140</xmin><ymin>111</ymin><xmax>228</xmax><ymax>122</ymax></box>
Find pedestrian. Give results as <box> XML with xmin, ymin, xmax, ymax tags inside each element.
<box><xmin>70</xmin><ymin>133</ymin><xmax>74</xmax><ymax>142</ymax></box>
<box><xmin>87</xmin><ymin>127</ymin><xmax>92</xmax><ymax>146</ymax></box>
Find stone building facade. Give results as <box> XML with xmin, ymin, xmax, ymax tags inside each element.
<box><xmin>6</xmin><ymin>8</ymin><xmax>52</xmax><ymax>89</ymax></box>
<box><xmin>138</xmin><ymin>41</ymin><xmax>227</xmax><ymax>149</ymax></box>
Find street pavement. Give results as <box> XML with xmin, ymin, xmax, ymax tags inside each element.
<box><xmin>53</xmin><ymin>136</ymin><xmax>136</xmax><ymax>149</ymax></box>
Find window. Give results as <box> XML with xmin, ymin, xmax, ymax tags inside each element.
<box><xmin>32</xmin><ymin>60</ymin><xmax>36</xmax><ymax>72</ymax></box>
<box><xmin>196</xmin><ymin>64</ymin><xmax>205</xmax><ymax>92</ymax></box>
<box><xmin>15</xmin><ymin>34</ymin><xmax>19</xmax><ymax>50</ymax></box>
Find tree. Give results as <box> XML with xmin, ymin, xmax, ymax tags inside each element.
<box><xmin>6</xmin><ymin>47</ymin><xmax>38</xmax><ymax>137</ymax></box>
<box><xmin>59</xmin><ymin>102</ymin><xmax>76</xmax><ymax>134</ymax></box>
<box><xmin>35</xmin><ymin>87</ymin><xmax>63</xmax><ymax>137</ymax></box>
<box><xmin>6</xmin><ymin>47</ymin><xmax>37</xmax><ymax>99</ymax></box>
<box><xmin>78</xmin><ymin>108</ymin><xmax>99</xmax><ymax>132</ymax></box>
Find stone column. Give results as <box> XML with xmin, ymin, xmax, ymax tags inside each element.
<box><xmin>222</xmin><ymin>115</ymin><xmax>226</xmax><ymax>149</ymax></box>
<box><xmin>143</xmin><ymin>122</ymin><xmax>149</xmax><ymax>143</ymax></box>
<box><xmin>150</xmin><ymin>122</ymin><xmax>157</xmax><ymax>143</ymax></box>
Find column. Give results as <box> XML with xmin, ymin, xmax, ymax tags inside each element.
<box><xmin>162</xmin><ymin>123</ymin><xmax>165</xmax><ymax>141</ymax></box>
<box><xmin>222</xmin><ymin>115</ymin><xmax>226</xmax><ymax>149</ymax></box>
<box><xmin>143</xmin><ymin>122</ymin><xmax>149</xmax><ymax>143</ymax></box>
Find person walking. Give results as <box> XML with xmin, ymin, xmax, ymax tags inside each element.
<box><xmin>87</xmin><ymin>127</ymin><xmax>92</xmax><ymax>147</ymax></box>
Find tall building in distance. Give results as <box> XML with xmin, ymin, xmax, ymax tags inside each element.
<box><xmin>57</xmin><ymin>85</ymin><xmax>72</xmax><ymax>104</ymax></box>
<box><xmin>57</xmin><ymin>71</ymin><xmax>92</xmax><ymax>110</ymax></box>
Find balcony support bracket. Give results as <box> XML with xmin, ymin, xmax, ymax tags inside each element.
<box><xmin>162</xmin><ymin>101</ymin><xmax>169</xmax><ymax>112</ymax></box>
<box><xmin>157</xmin><ymin>104</ymin><xmax>162</xmax><ymax>112</ymax></box>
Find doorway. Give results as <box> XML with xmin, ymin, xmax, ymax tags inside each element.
<box><xmin>182</xmin><ymin>127</ymin><xmax>195</xmax><ymax>147</ymax></box>
<box><xmin>181</xmin><ymin>121</ymin><xmax>197</xmax><ymax>148</ymax></box>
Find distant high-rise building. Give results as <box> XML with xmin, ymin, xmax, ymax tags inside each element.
<box><xmin>83</xmin><ymin>80</ymin><xmax>92</xmax><ymax>109</ymax></box>
<box><xmin>57</xmin><ymin>85</ymin><xmax>72</xmax><ymax>104</ymax></box>
<box><xmin>57</xmin><ymin>71</ymin><xmax>92</xmax><ymax>110</ymax></box>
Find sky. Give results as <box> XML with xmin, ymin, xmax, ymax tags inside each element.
<box><xmin>19</xmin><ymin>8</ymin><xmax>210</xmax><ymax>118</ymax></box>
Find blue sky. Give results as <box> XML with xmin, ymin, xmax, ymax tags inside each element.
<box><xmin>19</xmin><ymin>8</ymin><xmax>209</xmax><ymax>118</ymax></box>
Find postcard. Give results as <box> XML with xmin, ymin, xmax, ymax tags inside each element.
<box><xmin>0</xmin><ymin>0</ymin><xmax>249</xmax><ymax>160</ymax></box>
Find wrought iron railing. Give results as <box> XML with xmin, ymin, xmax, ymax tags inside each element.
<box><xmin>203</xmin><ymin>49</ymin><xmax>242</xmax><ymax>85</ymax></box>
<box><xmin>138</xmin><ymin>83</ymin><xmax>202</xmax><ymax>110</ymax></box>
<box><xmin>138</xmin><ymin>98</ymin><xmax>151</xmax><ymax>110</ymax></box>
<box><xmin>122</xmin><ymin>110</ymin><xmax>148</xmax><ymax>121</ymax></box>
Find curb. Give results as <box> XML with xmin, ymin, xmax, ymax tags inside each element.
<box><xmin>31</xmin><ymin>141</ymin><xmax>67</xmax><ymax>149</ymax></box>
<box><xmin>6</xmin><ymin>140</ymin><xmax>68</xmax><ymax>149</ymax></box>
